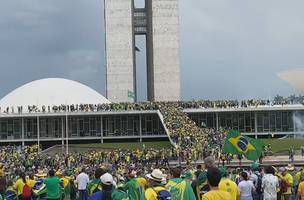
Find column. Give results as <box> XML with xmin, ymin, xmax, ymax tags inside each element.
<box><xmin>139</xmin><ymin>115</ymin><xmax>142</xmax><ymax>143</ymax></box>
<box><xmin>254</xmin><ymin>112</ymin><xmax>258</xmax><ymax>139</ymax></box>
<box><xmin>216</xmin><ymin>113</ymin><xmax>219</xmax><ymax>130</ymax></box>
<box><xmin>66</xmin><ymin>114</ymin><xmax>69</xmax><ymax>155</ymax></box>
<box><xmin>100</xmin><ymin>116</ymin><xmax>103</xmax><ymax>143</ymax></box>
<box><xmin>37</xmin><ymin>116</ymin><xmax>40</xmax><ymax>154</ymax></box>
<box><xmin>293</xmin><ymin>111</ymin><xmax>296</xmax><ymax>138</ymax></box>
<box><xmin>61</xmin><ymin>117</ymin><xmax>64</xmax><ymax>150</ymax></box>
<box><xmin>21</xmin><ymin>118</ymin><xmax>25</xmax><ymax>147</ymax></box>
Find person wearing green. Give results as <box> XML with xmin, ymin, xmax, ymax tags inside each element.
<box><xmin>166</xmin><ymin>166</ymin><xmax>196</xmax><ymax>200</ymax></box>
<box><xmin>88</xmin><ymin>168</ymin><xmax>105</xmax><ymax>195</ymax></box>
<box><xmin>112</xmin><ymin>177</ymin><xmax>129</xmax><ymax>200</ymax></box>
<box><xmin>44</xmin><ymin>169</ymin><xmax>62</xmax><ymax>200</ymax></box>
<box><xmin>124</xmin><ymin>171</ymin><xmax>145</xmax><ymax>200</ymax></box>
<box><xmin>192</xmin><ymin>156</ymin><xmax>215</xmax><ymax>200</ymax></box>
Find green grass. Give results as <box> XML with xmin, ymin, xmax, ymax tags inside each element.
<box><xmin>73</xmin><ymin>141</ymin><xmax>172</xmax><ymax>150</ymax></box>
<box><xmin>262</xmin><ymin>138</ymin><xmax>304</xmax><ymax>153</ymax></box>
<box><xmin>71</xmin><ymin>139</ymin><xmax>304</xmax><ymax>154</ymax></box>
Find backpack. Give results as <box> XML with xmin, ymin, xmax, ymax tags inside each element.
<box><xmin>5</xmin><ymin>190</ymin><xmax>16</xmax><ymax>200</ymax></box>
<box><xmin>22</xmin><ymin>184</ymin><xmax>32</xmax><ymax>199</ymax></box>
<box><xmin>280</xmin><ymin>179</ymin><xmax>288</xmax><ymax>193</ymax></box>
<box><xmin>254</xmin><ymin>173</ymin><xmax>263</xmax><ymax>194</ymax></box>
<box><xmin>156</xmin><ymin>190</ymin><xmax>171</xmax><ymax>200</ymax></box>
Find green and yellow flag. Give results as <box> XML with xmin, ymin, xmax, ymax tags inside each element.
<box><xmin>223</xmin><ymin>130</ymin><xmax>264</xmax><ymax>161</ymax></box>
<box><xmin>128</xmin><ymin>90</ymin><xmax>135</xmax><ymax>99</ymax></box>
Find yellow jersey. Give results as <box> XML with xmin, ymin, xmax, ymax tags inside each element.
<box><xmin>282</xmin><ymin>173</ymin><xmax>293</xmax><ymax>195</ymax></box>
<box><xmin>14</xmin><ymin>178</ymin><xmax>25</xmax><ymax>195</ymax></box>
<box><xmin>145</xmin><ymin>186</ymin><xmax>166</xmax><ymax>200</ymax></box>
<box><xmin>219</xmin><ymin>178</ymin><xmax>240</xmax><ymax>200</ymax></box>
<box><xmin>27</xmin><ymin>179</ymin><xmax>36</xmax><ymax>188</ymax></box>
<box><xmin>202</xmin><ymin>190</ymin><xmax>232</xmax><ymax>200</ymax></box>
<box><xmin>298</xmin><ymin>181</ymin><xmax>304</xmax><ymax>200</ymax></box>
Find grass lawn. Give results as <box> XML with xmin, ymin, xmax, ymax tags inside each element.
<box><xmin>262</xmin><ymin>138</ymin><xmax>304</xmax><ymax>153</ymax></box>
<box><xmin>72</xmin><ymin>139</ymin><xmax>303</xmax><ymax>154</ymax></box>
<box><xmin>73</xmin><ymin>141</ymin><xmax>172</xmax><ymax>150</ymax></box>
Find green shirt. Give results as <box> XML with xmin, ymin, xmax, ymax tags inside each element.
<box><xmin>44</xmin><ymin>176</ymin><xmax>61</xmax><ymax>199</ymax></box>
<box><xmin>88</xmin><ymin>179</ymin><xmax>101</xmax><ymax>195</ymax></box>
<box><xmin>112</xmin><ymin>189</ymin><xmax>129</xmax><ymax>200</ymax></box>
<box><xmin>124</xmin><ymin>178</ymin><xmax>144</xmax><ymax>200</ymax></box>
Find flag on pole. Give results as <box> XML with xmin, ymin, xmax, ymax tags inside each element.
<box><xmin>223</xmin><ymin>130</ymin><xmax>264</xmax><ymax>161</ymax></box>
<box><xmin>128</xmin><ymin>90</ymin><xmax>135</xmax><ymax>99</ymax></box>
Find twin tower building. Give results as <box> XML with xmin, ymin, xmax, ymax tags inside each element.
<box><xmin>105</xmin><ymin>0</ymin><xmax>181</xmax><ymax>102</ymax></box>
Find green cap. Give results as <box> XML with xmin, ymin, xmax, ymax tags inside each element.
<box><xmin>251</xmin><ymin>162</ymin><xmax>259</xmax><ymax>170</ymax></box>
<box><xmin>181</xmin><ymin>171</ymin><xmax>193</xmax><ymax>180</ymax></box>
<box><xmin>219</xmin><ymin>166</ymin><xmax>228</xmax><ymax>177</ymax></box>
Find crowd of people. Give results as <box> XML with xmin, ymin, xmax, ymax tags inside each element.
<box><xmin>0</xmin><ymin>94</ymin><xmax>303</xmax><ymax>115</ymax></box>
<box><xmin>0</xmin><ymin>145</ymin><xmax>304</xmax><ymax>200</ymax></box>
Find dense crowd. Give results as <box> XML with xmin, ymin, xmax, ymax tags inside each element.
<box><xmin>0</xmin><ymin>145</ymin><xmax>303</xmax><ymax>200</ymax></box>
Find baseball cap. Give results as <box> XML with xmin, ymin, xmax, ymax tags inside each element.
<box><xmin>100</xmin><ymin>173</ymin><xmax>114</xmax><ymax>186</ymax></box>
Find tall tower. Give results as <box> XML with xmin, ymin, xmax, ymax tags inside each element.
<box><xmin>105</xmin><ymin>0</ymin><xmax>181</xmax><ymax>103</ymax></box>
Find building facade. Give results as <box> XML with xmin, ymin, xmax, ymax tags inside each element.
<box><xmin>1</xmin><ymin>106</ymin><xmax>304</xmax><ymax>145</ymax></box>
<box><xmin>104</xmin><ymin>0</ymin><xmax>181</xmax><ymax>102</ymax></box>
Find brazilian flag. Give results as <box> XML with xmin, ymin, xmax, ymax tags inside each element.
<box><xmin>223</xmin><ymin>130</ymin><xmax>264</xmax><ymax>161</ymax></box>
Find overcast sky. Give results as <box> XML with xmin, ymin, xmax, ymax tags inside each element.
<box><xmin>0</xmin><ymin>0</ymin><xmax>303</xmax><ymax>101</ymax></box>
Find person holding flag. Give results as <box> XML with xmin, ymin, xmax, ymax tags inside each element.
<box><xmin>165</xmin><ymin>166</ymin><xmax>196</xmax><ymax>200</ymax></box>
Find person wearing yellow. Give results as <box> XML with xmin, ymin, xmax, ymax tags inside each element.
<box><xmin>27</xmin><ymin>174</ymin><xmax>37</xmax><ymax>188</ymax></box>
<box><xmin>202</xmin><ymin>167</ymin><xmax>231</xmax><ymax>200</ymax></box>
<box><xmin>219</xmin><ymin>168</ymin><xmax>240</xmax><ymax>200</ymax></box>
<box><xmin>0</xmin><ymin>165</ymin><xmax>4</xmax><ymax>177</ymax></box>
<box><xmin>297</xmin><ymin>179</ymin><xmax>304</xmax><ymax>200</ymax></box>
<box><xmin>14</xmin><ymin>172</ymin><xmax>26</xmax><ymax>198</ymax></box>
<box><xmin>145</xmin><ymin>169</ymin><xmax>168</xmax><ymax>200</ymax></box>
<box><xmin>279</xmin><ymin>167</ymin><xmax>293</xmax><ymax>200</ymax></box>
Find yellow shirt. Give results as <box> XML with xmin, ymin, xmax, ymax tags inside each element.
<box><xmin>14</xmin><ymin>178</ymin><xmax>25</xmax><ymax>195</ymax></box>
<box><xmin>137</xmin><ymin>177</ymin><xmax>147</xmax><ymax>188</ymax></box>
<box><xmin>202</xmin><ymin>190</ymin><xmax>232</xmax><ymax>200</ymax></box>
<box><xmin>27</xmin><ymin>179</ymin><xmax>36</xmax><ymax>188</ymax></box>
<box><xmin>219</xmin><ymin>178</ymin><xmax>240</xmax><ymax>200</ymax></box>
<box><xmin>0</xmin><ymin>168</ymin><xmax>4</xmax><ymax>177</ymax></box>
<box><xmin>296</xmin><ymin>171</ymin><xmax>303</xmax><ymax>183</ymax></box>
<box><xmin>298</xmin><ymin>181</ymin><xmax>304</xmax><ymax>199</ymax></box>
<box><xmin>282</xmin><ymin>173</ymin><xmax>293</xmax><ymax>195</ymax></box>
<box><xmin>145</xmin><ymin>186</ymin><xmax>165</xmax><ymax>200</ymax></box>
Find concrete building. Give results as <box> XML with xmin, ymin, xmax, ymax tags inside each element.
<box><xmin>104</xmin><ymin>0</ymin><xmax>181</xmax><ymax>102</ymax></box>
<box><xmin>1</xmin><ymin>79</ymin><xmax>304</xmax><ymax>146</ymax></box>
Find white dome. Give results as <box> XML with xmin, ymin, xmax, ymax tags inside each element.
<box><xmin>0</xmin><ymin>78</ymin><xmax>110</xmax><ymax>110</ymax></box>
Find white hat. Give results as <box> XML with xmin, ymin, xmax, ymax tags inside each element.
<box><xmin>100</xmin><ymin>173</ymin><xmax>114</xmax><ymax>186</ymax></box>
<box><xmin>146</xmin><ymin>169</ymin><xmax>166</xmax><ymax>182</ymax></box>
<box><xmin>286</xmin><ymin>164</ymin><xmax>295</xmax><ymax>171</ymax></box>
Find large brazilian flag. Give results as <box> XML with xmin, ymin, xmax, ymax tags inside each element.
<box><xmin>223</xmin><ymin>130</ymin><xmax>264</xmax><ymax>161</ymax></box>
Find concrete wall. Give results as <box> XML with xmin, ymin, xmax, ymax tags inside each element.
<box><xmin>105</xmin><ymin>0</ymin><xmax>135</xmax><ymax>103</ymax></box>
<box><xmin>150</xmin><ymin>0</ymin><xmax>181</xmax><ymax>101</ymax></box>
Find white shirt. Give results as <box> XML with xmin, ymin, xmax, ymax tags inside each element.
<box><xmin>238</xmin><ymin>180</ymin><xmax>254</xmax><ymax>198</ymax></box>
<box><xmin>76</xmin><ymin>172</ymin><xmax>90</xmax><ymax>190</ymax></box>
<box><xmin>250</xmin><ymin>173</ymin><xmax>258</xmax><ymax>187</ymax></box>
<box><xmin>262</xmin><ymin>174</ymin><xmax>279</xmax><ymax>200</ymax></box>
